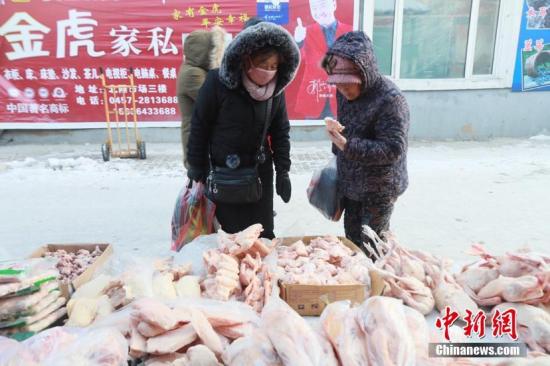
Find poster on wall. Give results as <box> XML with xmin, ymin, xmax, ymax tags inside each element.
<box><xmin>512</xmin><ymin>0</ymin><xmax>550</xmax><ymax>91</ymax></box>
<box><xmin>0</xmin><ymin>0</ymin><xmax>355</xmax><ymax>128</ymax></box>
<box><xmin>257</xmin><ymin>0</ymin><xmax>289</xmax><ymax>25</ymax></box>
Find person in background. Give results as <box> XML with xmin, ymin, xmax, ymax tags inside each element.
<box><xmin>292</xmin><ymin>0</ymin><xmax>352</xmax><ymax>119</ymax></box>
<box><xmin>243</xmin><ymin>16</ymin><xmax>264</xmax><ymax>29</ymax></box>
<box><xmin>177</xmin><ymin>26</ymin><xmax>226</xmax><ymax>169</ymax></box>
<box><xmin>322</xmin><ymin>31</ymin><xmax>410</xmax><ymax>256</ymax></box>
<box><xmin>186</xmin><ymin>22</ymin><xmax>300</xmax><ymax>239</ymax></box>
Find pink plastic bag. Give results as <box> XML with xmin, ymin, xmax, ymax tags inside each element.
<box><xmin>171</xmin><ymin>180</ymin><xmax>217</xmax><ymax>252</ymax></box>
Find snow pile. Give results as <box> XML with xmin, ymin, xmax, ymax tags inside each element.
<box><xmin>47</xmin><ymin>157</ymin><xmax>99</xmax><ymax>171</ymax></box>
<box><xmin>530</xmin><ymin>134</ymin><xmax>550</xmax><ymax>141</ymax></box>
<box><xmin>5</xmin><ymin>157</ymin><xmax>101</xmax><ymax>172</ymax></box>
<box><xmin>7</xmin><ymin>157</ymin><xmax>38</xmax><ymax>169</ymax></box>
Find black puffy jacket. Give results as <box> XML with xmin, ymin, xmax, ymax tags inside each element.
<box><xmin>187</xmin><ymin>22</ymin><xmax>300</xmax><ymax>175</ymax></box>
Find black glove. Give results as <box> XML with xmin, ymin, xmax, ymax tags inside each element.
<box><xmin>187</xmin><ymin>166</ymin><xmax>206</xmax><ymax>183</ymax></box>
<box><xmin>276</xmin><ymin>171</ymin><xmax>291</xmax><ymax>203</ymax></box>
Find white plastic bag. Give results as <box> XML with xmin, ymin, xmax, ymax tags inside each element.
<box><xmin>22</xmin><ymin>326</ymin><xmax>128</xmax><ymax>366</ymax></box>
<box><xmin>0</xmin><ymin>258</ymin><xmax>57</xmax><ymax>284</ymax></box>
<box><xmin>45</xmin><ymin>327</ymin><xmax>127</xmax><ymax>366</ymax></box>
<box><xmin>174</xmin><ymin>233</ymin><xmax>219</xmax><ymax>278</ymax></box>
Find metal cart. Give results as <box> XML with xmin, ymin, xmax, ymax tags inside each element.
<box><xmin>98</xmin><ymin>67</ymin><xmax>146</xmax><ymax>161</ymax></box>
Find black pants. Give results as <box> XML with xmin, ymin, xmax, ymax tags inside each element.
<box><xmin>343</xmin><ymin>195</ymin><xmax>396</xmax><ymax>258</ymax></box>
<box><xmin>214</xmin><ymin>169</ymin><xmax>275</xmax><ymax>239</ymax></box>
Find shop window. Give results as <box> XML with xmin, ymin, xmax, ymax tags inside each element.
<box><xmin>400</xmin><ymin>0</ymin><xmax>472</xmax><ymax>79</ymax></box>
<box><xmin>373</xmin><ymin>0</ymin><xmax>395</xmax><ymax>75</ymax></box>
<box><xmin>368</xmin><ymin>0</ymin><xmax>514</xmax><ymax>90</ymax></box>
<box><xmin>473</xmin><ymin>0</ymin><xmax>501</xmax><ymax>75</ymax></box>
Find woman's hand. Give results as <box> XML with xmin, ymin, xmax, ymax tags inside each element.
<box><xmin>325</xmin><ymin>118</ymin><xmax>346</xmax><ymax>150</ymax></box>
<box><xmin>324</xmin><ymin>117</ymin><xmax>345</xmax><ymax>134</ymax></box>
<box><xmin>276</xmin><ymin>171</ymin><xmax>291</xmax><ymax>203</ymax></box>
<box><xmin>187</xmin><ymin>166</ymin><xmax>206</xmax><ymax>183</ymax></box>
<box><xmin>328</xmin><ymin>130</ymin><xmax>347</xmax><ymax>151</ymax></box>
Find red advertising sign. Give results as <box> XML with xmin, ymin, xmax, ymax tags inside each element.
<box><xmin>0</xmin><ymin>0</ymin><xmax>355</xmax><ymax>128</ymax></box>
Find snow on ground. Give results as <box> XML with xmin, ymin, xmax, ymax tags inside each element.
<box><xmin>530</xmin><ymin>134</ymin><xmax>550</xmax><ymax>141</ymax></box>
<box><xmin>1</xmin><ymin>138</ymin><xmax>549</xmax><ymax>265</ymax></box>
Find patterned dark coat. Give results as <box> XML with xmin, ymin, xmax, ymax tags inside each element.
<box><xmin>327</xmin><ymin>32</ymin><xmax>410</xmax><ymax>201</ymax></box>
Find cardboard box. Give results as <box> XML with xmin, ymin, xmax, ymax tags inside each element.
<box><xmin>29</xmin><ymin>243</ymin><xmax>113</xmax><ymax>299</ymax></box>
<box><xmin>278</xmin><ymin>236</ymin><xmax>363</xmax><ymax>253</ymax></box>
<box><xmin>276</xmin><ymin>236</ymin><xmax>373</xmax><ymax>316</ymax></box>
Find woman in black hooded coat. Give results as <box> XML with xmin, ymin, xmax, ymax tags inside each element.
<box><xmin>186</xmin><ymin>22</ymin><xmax>300</xmax><ymax>239</ymax></box>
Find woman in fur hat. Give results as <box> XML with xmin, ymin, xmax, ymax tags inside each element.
<box><xmin>186</xmin><ymin>22</ymin><xmax>300</xmax><ymax>239</ymax></box>
<box><xmin>177</xmin><ymin>26</ymin><xmax>226</xmax><ymax>169</ymax></box>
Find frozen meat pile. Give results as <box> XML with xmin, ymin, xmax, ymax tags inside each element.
<box><xmin>363</xmin><ymin>227</ymin><xmax>478</xmax><ymax>317</ymax></box>
<box><xmin>457</xmin><ymin>243</ymin><xmax>550</xmax><ymax>307</ymax></box>
<box><xmin>491</xmin><ymin>303</ymin><xmax>550</xmax><ymax>354</ymax></box>
<box><xmin>319</xmin><ymin>295</ymin><xmax>509</xmax><ymax>366</ymax></box>
<box><xmin>364</xmin><ymin>230</ymin><xmax>550</xmax><ymax>355</ymax></box>
<box><xmin>455</xmin><ymin>244</ymin><xmax>550</xmax><ymax>354</ymax></box>
<box><xmin>43</xmin><ymin>246</ymin><xmax>103</xmax><ymax>283</ymax></box>
<box><xmin>66</xmin><ymin>258</ymin><xmax>198</xmax><ymax>327</ymax></box>
<box><xmin>0</xmin><ymin>258</ymin><xmax>66</xmax><ymax>337</ymax></box>
<box><xmin>224</xmin><ymin>288</ymin><xmax>338</xmax><ymax>366</ymax></box>
<box><xmin>201</xmin><ymin>224</ymin><xmax>274</xmax><ymax>312</ymax></box>
<box><xmin>217</xmin><ymin>224</ymin><xmax>273</xmax><ymax>259</ymax></box>
<box><xmin>124</xmin><ymin>297</ymin><xmax>260</xmax><ymax>365</ymax></box>
<box><xmin>115</xmin><ymin>289</ymin><xmax>339</xmax><ymax>366</ymax></box>
<box><xmin>201</xmin><ymin>226</ymin><xmax>375</xmax><ymax>312</ymax></box>
<box><xmin>321</xmin><ymin>296</ymin><xmax>422</xmax><ymax>366</ymax></box>
<box><xmin>0</xmin><ymin>326</ymin><xmax>128</xmax><ymax>366</ymax></box>
<box><xmin>65</xmin><ymin>274</ymin><xmax>126</xmax><ymax>327</ymax></box>
<box><xmin>123</xmin><ymin>258</ymin><xmax>198</xmax><ymax>301</ymax></box>
<box><xmin>274</xmin><ymin>236</ymin><xmax>371</xmax><ymax>286</ymax></box>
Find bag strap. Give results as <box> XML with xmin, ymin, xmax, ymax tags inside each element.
<box><xmin>209</xmin><ymin>98</ymin><xmax>274</xmax><ymax>170</ymax></box>
<box><xmin>255</xmin><ymin>98</ymin><xmax>274</xmax><ymax>166</ymax></box>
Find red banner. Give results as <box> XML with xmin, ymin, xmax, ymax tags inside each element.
<box><xmin>0</xmin><ymin>0</ymin><xmax>355</xmax><ymax>128</ymax></box>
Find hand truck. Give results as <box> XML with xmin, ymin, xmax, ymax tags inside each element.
<box><xmin>98</xmin><ymin>67</ymin><xmax>146</xmax><ymax>161</ymax></box>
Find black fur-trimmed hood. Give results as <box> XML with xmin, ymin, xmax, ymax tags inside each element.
<box><xmin>219</xmin><ymin>22</ymin><xmax>300</xmax><ymax>96</ymax></box>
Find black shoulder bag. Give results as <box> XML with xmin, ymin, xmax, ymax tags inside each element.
<box><xmin>206</xmin><ymin>98</ymin><xmax>273</xmax><ymax>204</ymax></box>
